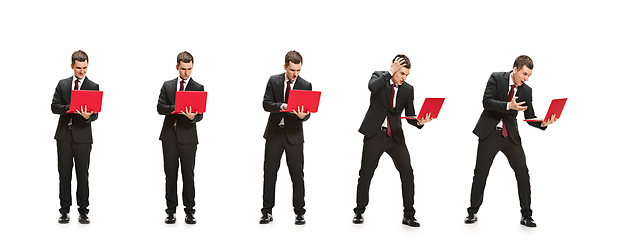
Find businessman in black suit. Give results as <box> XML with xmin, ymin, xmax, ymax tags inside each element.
<box><xmin>51</xmin><ymin>50</ymin><xmax>98</xmax><ymax>224</ymax></box>
<box><xmin>260</xmin><ymin>50</ymin><xmax>312</xmax><ymax>225</ymax></box>
<box><xmin>353</xmin><ymin>55</ymin><xmax>433</xmax><ymax>227</ymax></box>
<box><xmin>465</xmin><ymin>55</ymin><xmax>557</xmax><ymax>228</ymax></box>
<box><xmin>157</xmin><ymin>51</ymin><xmax>204</xmax><ymax>224</ymax></box>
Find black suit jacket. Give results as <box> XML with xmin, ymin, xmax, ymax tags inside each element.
<box><xmin>473</xmin><ymin>71</ymin><xmax>546</xmax><ymax>145</ymax></box>
<box><xmin>51</xmin><ymin>76</ymin><xmax>99</xmax><ymax>143</ymax></box>
<box><xmin>158</xmin><ymin>78</ymin><xmax>204</xmax><ymax>144</ymax></box>
<box><xmin>359</xmin><ymin>71</ymin><xmax>422</xmax><ymax>143</ymax></box>
<box><xmin>262</xmin><ymin>73</ymin><xmax>312</xmax><ymax>145</ymax></box>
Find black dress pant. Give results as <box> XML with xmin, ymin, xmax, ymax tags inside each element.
<box><xmin>262</xmin><ymin>127</ymin><xmax>306</xmax><ymax>215</ymax></box>
<box><xmin>468</xmin><ymin>129</ymin><xmax>532</xmax><ymax>217</ymax></box>
<box><xmin>355</xmin><ymin>129</ymin><xmax>415</xmax><ymax>218</ymax></box>
<box><xmin>162</xmin><ymin>133</ymin><xmax>197</xmax><ymax>214</ymax></box>
<box><xmin>57</xmin><ymin>129</ymin><xmax>91</xmax><ymax>214</ymax></box>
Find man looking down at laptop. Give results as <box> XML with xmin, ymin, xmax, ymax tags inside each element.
<box><xmin>260</xmin><ymin>50</ymin><xmax>312</xmax><ymax>225</ymax></box>
<box><xmin>51</xmin><ymin>50</ymin><xmax>99</xmax><ymax>224</ymax></box>
<box><xmin>158</xmin><ymin>51</ymin><xmax>204</xmax><ymax>224</ymax></box>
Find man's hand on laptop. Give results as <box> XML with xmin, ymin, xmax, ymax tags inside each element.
<box><xmin>417</xmin><ymin>113</ymin><xmax>433</xmax><ymax>125</ymax></box>
<box><xmin>76</xmin><ymin>105</ymin><xmax>93</xmax><ymax>120</ymax></box>
<box><xmin>541</xmin><ymin>114</ymin><xmax>557</xmax><ymax>127</ymax></box>
<box><xmin>292</xmin><ymin>105</ymin><xmax>309</xmax><ymax>119</ymax></box>
<box><xmin>181</xmin><ymin>106</ymin><xmax>197</xmax><ymax>120</ymax></box>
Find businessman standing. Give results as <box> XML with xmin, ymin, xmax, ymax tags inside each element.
<box><xmin>353</xmin><ymin>54</ymin><xmax>433</xmax><ymax>227</ymax></box>
<box><xmin>51</xmin><ymin>50</ymin><xmax>99</xmax><ymax>224</ymax></box>
<box><xmin>158</xmin><ymin>51</ymin><xmax>204</xmax><ymax>224</ymax></box>
<box><xmin>260</xmin><ymin>50</ymin><xmax>312</xmax><ymax>225</ymax></box>
<box><xmin>465</xmin><ymin>55</ymin><xmax>557</xmax><ymax>227</ymax></box>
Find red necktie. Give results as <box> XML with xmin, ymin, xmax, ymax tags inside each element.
<box><xmin>285</xmin><ymin>81</ymin><xmax>292</xmax><ymax>103</ymax></box>
<box><xmin>502</xmin><ymin>84</ymin><xmax>515</xmax><ymax>138</ymax></box>
<box><xmin>179</xmin><ymin>80</ymin><xmax>186</xmax><ymax>91</ymax></box>
<box><xmin>387</xmin><ymin>84</ymin><xmax>395</xmax><ymax>137</ymax></box>
<box><xmin>74</xmin><ymin>79</ymin><xmax>80</xmax><ymax>90</ymax></box>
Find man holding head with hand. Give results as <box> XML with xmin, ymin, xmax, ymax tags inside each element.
<box><xmin>52</xmin><ymin>50</ymin><xmax>99</xmax><ymax>224</ymax></box>
<box><xmin>353</xmin><ymin>54</ymin><xmax>433</xmax><ymax>227</ymax></box>
<box><xmin>158</xmin><ymin>51</ymin><xmax>204</xmax><ymax>224</ymax></box>
<box><xmin>465</xmin><ymin>55</ymin><xmax>557</xmax><ymax>228</ymax></box>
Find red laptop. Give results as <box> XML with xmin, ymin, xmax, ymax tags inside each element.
<box><xmin>524</xmin><ymin>98</ymin><xmax>567</xmax><ymax>122</ymax></box>
<box><xmin>172</xmin><ymin>91</ymin><xmax>207</xmax><ymax>114</ymax></box>
<box><xmin>400</xmin><ymin>98</ymin><xmax>445</xmax><ymax>120</ymax></box>
<box><xmin>66</xmin><ymin>90</ymin><xmax>103</xmax><ymax>113</ymax></box>
<box><xmin>280</xmin><ymin>90</ymin><xmax>322</xmax><ymax>113</ymax></box>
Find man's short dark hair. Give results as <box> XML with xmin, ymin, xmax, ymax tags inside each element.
<box><xmin>71</xmin><ymin>50</ymin><xmax>88</xmax><ymax>65</ymax></box>
<box><xmin>513</xmin><ymin>55</ymin><xmax>533</xmax><ymax>70</ymax></box>
<box><xmin>177</xmin><ymin>51</ymin><xmax>194</xmax><ymax>66</ymax></box>
<box><xmin>392</xmin><ymin>54</ymin><xmax>411</xmax><ymax>69</ymax></box>
<box><xmin>285</xmin><ymin>50</ymin><xmax>303</xmax><ymax>67</ymax></box>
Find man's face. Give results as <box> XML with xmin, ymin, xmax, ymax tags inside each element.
<box><xmin>284</xmin><ymin>61</ymin><xmax>302</xmax><ymax>82</ymax></box>
<box><xmin>512</xmin><ymin>65</ymin><xmax>532</xmax><ymax>86</ymax></box>
<box><xmin>176</xmin><ymin>61</ymin><xmax>193</xmax><ymax>80</ymax></box>
<box><xmin>391</xmin><ymin>67</ymin><xmax>410</xmax><ymax>86</ymax></box>
<box><xmin>71</xmin><ymin>60</ymin><xmax>88</xmax><ymax>79</ymax></box>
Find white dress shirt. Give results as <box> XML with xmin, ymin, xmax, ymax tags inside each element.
<box><xmin>497</xmin><ymin>75</ymin><xmax>517</xmax><ymax>128</ymax></box>
<box><xmin>280</xmin><ymin>73</ymin><xmax>296</xmax><ymax>125</ymax></box>
<box><xmin>382</xmin><ymin>75</ymin><xmax>399</xmax><ymax>129</ymax></box>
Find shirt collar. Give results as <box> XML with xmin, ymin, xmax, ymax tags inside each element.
<box><xmin>178</xmin><ymin>76</ymin><xmax>190</xmax><ymax>84</ymax></box>
<box><xmin>72</xmin><ymin>75</ymin><xmax>84</xmax><ymax>82</ymax></box>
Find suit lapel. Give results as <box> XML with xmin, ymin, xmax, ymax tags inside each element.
<box><xmin>499</xmin><ymin>71</ymin><xmax>511</xmax><ymax>101</ymax></box>
<box><xmin>186</xmin><ymin>78</ymin><xmax>195</xmax><ymax>91</ymax></box>
<box><xmin>516</xmin><ymin>84</ymin><xmax>526</xmax><ymax>100</ymax></box>
<box><xmin>82</xmin><ymin>76</ymin><xmax>93</xmax><ymax>90</ymax></box>
<box><xmin>386</xmin><ymin>82</ymin><xmax>392</xmax><ymax>109</ymax></box>
<box><xmin>66</xmin><ymin>77</ymin><xmax>73</xmax><ymax>102</ymax></box>
<box><xmin>170</xmin><ymin>78</ymin><xmax>177</xmax><ymax>104</ymax></box>
<box><xmin>278</xmin><ymin>74</ymin><xmax>286</xmax><ymax>102</ymax></box>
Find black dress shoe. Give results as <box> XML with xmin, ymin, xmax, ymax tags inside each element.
<box><xmin>185</xmin><ymin>214</ymin><xmax>196</xmax><ymax>224</ymax></box>
<box><xmin>402</xmin><ymin>216</ymin><xmax>420</xmax><ymax>227</ymax></box>
<box><xmin>58</xmin><ymin>213</ymin><xmax>70</xmax><ymax>224</ymax></box>
<box><xmin>165</xmin><ymin>213</ymin><xmax>176</xmax><ymax>224</ymax></box>
<box><xmin>352</xmin><ymin>213</ymin><xmax>364</xmax><ymax>224</ymax></box>
<box><xmin>295</xmin><ymin>214</ymin><xmax>305</xmax><ymax>225</ymax></box>
<box><xmin>78</xmin><ymin>214</ymin><xmax>90</xmax><ymax>224</ymax></box>
<box><xmin>259</xmin><ymin>213</ymin><xmax>273</xmax><ymax>224</ymax></box>
<box><xmin>520</xmin><ymin>216</ymin><xmax>537</xmax><ymax>227</ymax></box>
<box><xmin>464</xmin><ymin>213</ymin><xmax>478</xmax><ymax>224</ymax></box>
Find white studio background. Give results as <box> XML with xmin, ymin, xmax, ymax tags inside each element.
<box><xmin>0</xmin><ymin>0</ymin><xmax>620</xmax><ymax>239</ymax></box>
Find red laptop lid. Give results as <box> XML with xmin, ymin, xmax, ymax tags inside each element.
<box><xmin>280</xmin><ymin>90</ymin><xmax>322</xmax><ymax>113</ymax></box>
<box><xmin>524</xmin><ymin>98</ymin><xmax>567</xmax><ymax>122</ymax></box>
<box><xmin>66</xmin><ymin>90</ymin><xmax>103</xmax><ymax>113</ymax></box>
<box><xmin>400</xmin><ymin>98</ymin><xmax>445</xmax><ymax>120</ymax></box>
<box><xmin>544</xmin><ymin>98</ymin><xmax>567</xmax><ymax>120</ymax></box>
<box><xmin>172</xmin><ymin>91</ymin><xmax>207</xmax><ymax>114</ymax></box>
